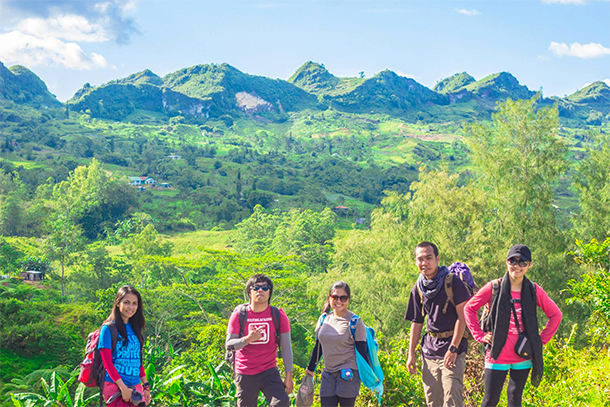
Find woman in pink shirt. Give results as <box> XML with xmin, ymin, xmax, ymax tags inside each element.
<box><xmin>464</xmin><ymin>245</ymin><xmax>562</xmax><ymax>407</ymax></box>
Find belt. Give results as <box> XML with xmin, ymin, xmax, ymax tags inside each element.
<box><xmin>428</xmin><ymin>330</ymin><xmax>454</xmax><ymax>339</ymax></box>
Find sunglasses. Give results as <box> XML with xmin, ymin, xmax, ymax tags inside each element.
<box><xmin>251</xmin><ymin>284</ymin><xmax>270</xmax><ymax>292</ymax></box>
<box><xmin>507</xmin><ymin>258</ymin><xmax>530</xmax><ymax>267</ymax></box>
<box><xmin>330</xmin><ymin>294</ymin><xmax>349</xmax><ymax>302</ymax></box>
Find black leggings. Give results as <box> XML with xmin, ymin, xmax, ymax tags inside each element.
<box><xmin>320</xmin><ymin>396</ymin><xmax>356</xmax><ymax>407</ymax></box>
<box><xmin>481</xmin><ymin>368</ymin><xmax>530</xmax><ymax>407</ymax></box>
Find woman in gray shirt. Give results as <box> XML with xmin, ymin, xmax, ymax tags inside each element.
<box><xmin>305</xmin><ymin>281</ymin><xmax>369</xmax><ymax>407</ymax></box>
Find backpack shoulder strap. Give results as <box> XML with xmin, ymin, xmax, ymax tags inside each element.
<box><xmin>416</xmin><ymin>285</ymin><xmax>425</xmax><ymax>317</ymax></box>
<box><xmin>349</xmin><ymin>314</ymin><xmax>360</xmax><ymax>340</ymax></box>
<box><xmin>491</xmin><ymin>278</ymin><xmax>501</xmax><ymax>300</ymax></box>
<box><xmin>530</xmin><ymin>280</ymin><xmax>537</xmax><ymax>295</ymax></box>
<box><xmin>104</xmin><ymin>322</ymin><xmax>120</xmax><ymax>351</ymax></box>
<box><xmin>237</xmin><ymin>304</ymin><xmax>249</xmax><ymax>338</ymax></box>
<box><xmin>270</xmin><ymin>306</ymin><xmax>283</xmax><ymax>356</ymax></box>
<box><xmin>270</xmin><ymin>306</ymin><xmax>281</xmax><ymax>340</ymax></box>
<box><xmin>318</xmin><ymin>312</ymin><xmax>329</xmax><ymax>335</ymax></box>
<box><xmin>442</xmin><ymin>273</ymin><xmax>454</xmax><ymax>314</ymax></box>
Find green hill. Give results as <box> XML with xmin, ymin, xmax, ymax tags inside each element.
<box><xmin>161</xmin><ymin>63</ymin><xmax>317</xmax><ymax>113</ymax></box>
<box><xmin>464</xmin><ymin>72</ymin><xmax>535</xmax><ymax>104</ymax></box>
<box><xmin>113</xmin><ymin>69</ymin><xmax>164</xmax><ymax>86</ymax></box>
<box><xmin>68</xmin><ymin>63</ymin><xmax>317</xmax><ymax>121</ymax></box>
<box><xmin>68</xmin><ymin>82</ymin><xmax>165</xmax><ymax>120</ymax></box>
<box><xmin>287</xmin><ymin>61</ymin><xmax>364</xmax><ymax>96</ymax></box>
<box><xmin>288</xmin><ymin>63</ymin><xmax>449</xmax><ymax>114</ymax></box>
<box><xmin>0</xmin><ymin>62</ymin><xmax>60</xmax><ymax>107</ymax></box>
<box><xmin>433</xmin><ymin>72</ymin><xmax>476</xmax><ymax>94</ymax></box>
<box><xmin>3</xmin><ymin>59</ymin><xmax>606</xmax><ymax>125</ymax></box>
<box><xmin>67</xmin><ymin>79</ymin><xmax>214</xmax><ymax>121</ymax></box>
<box><xmin>568</xmin><ymin>81</ymin><xmax>610</xmax><ymax>106</ymax></box>
<box><xmin>327</xmin><ymin>69</ymin><xmax>449</xmax><ymax>113</ymax></box>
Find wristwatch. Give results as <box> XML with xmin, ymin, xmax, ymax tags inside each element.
<box><xmin>449</xmin><ymin>345</ymin><xmax>458</xmax><ymax>354</ymax></box>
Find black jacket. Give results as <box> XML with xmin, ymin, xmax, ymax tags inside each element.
<box><xmin>488</xmin><ymin>273</ymin><xmax>544</xmax><ymax>386</ymax></box>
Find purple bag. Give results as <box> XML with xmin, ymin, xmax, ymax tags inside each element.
<box><xmin>448</xmin><ymin>262</ymin><xmax>477</xmax><ymax>295</ymax></box>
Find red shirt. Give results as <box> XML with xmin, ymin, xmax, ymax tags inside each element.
<box><xmin>227</xmin><ymin>305</ymin><xmax>290</xmax><ymax>375</ymax></box>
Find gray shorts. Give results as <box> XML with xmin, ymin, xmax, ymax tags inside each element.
<box><xmin>320</xmin><ymin>369</ymin><xmax>361</xmax><ymax>399</ymax></box>
<box><xmin>235</xmin><ymin>367</ymin><xmax>289</xmax><ymax>407</ymax></box>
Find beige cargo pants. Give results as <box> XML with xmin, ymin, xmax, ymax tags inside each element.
<box><xmin>421</xmin><ymin>352</ymin><xmax>466</xmax><ymax>407</ymax></box>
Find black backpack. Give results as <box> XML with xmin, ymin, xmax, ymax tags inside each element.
<box><xmin>225</xmin><ymin>304</ymin><xmax>281</xmax><ymax>367</ymax></box>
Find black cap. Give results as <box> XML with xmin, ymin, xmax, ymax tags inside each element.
<box><xmin>507</xmin><ymin>244</ymin><xmax>531</xmax><ymax>262</ymax></box>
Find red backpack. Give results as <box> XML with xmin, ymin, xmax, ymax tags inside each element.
<box><xmin>78</xmin><ymin>322</ymin><xmax>121</xmax><ymax>388</ymax></box>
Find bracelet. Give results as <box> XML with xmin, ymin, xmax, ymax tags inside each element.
<box><xmin>142</xmin><ymin>382</ymin><xmax>150</xmax><ymax>390</ymax></box>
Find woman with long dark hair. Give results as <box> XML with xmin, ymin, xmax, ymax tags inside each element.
<box><xmin>99</xmin><ymin>285</ymin><xmax>150</xmax><ymax>406</ymax></box>
<box><xmin>464</xmin><ymin>245</ymin><xmax>562</xmax><ymax>407</ymax></box>
<box><xmin>305</xmin><ymin>281</ymin><xmax>369</xmax><ymax>407</ymax></box>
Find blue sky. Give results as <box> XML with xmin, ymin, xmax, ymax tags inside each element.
<box><xmin>0</xmin><ymin>0</ymin><xmax>608</xmax><ymax>102</ymax></box>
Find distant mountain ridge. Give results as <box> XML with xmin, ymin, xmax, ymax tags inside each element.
<box><xmin>1</xmin><ymin>59</ymin><xmax>608</xmax><ymax>124</ymax></box>
<box><xmin>0</xmin><ymin>62</ymin><xmax>61</xmax><ymax>107</ymax></box>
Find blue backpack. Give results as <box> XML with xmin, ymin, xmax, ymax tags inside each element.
<box><xmin>320</xmin><ymin>313</ymin><xmax>384</xmax><ymax>404</ymax></box>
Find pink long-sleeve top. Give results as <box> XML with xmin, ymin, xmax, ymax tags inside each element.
<box><xmin>464</xmin><ymin>280</ymin><xmax>562</xmax><ymax>365</ymax></box>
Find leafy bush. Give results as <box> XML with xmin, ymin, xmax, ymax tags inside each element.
<box><xmin>567</xmin><ymin>238</ymin><xmax>610</xmax><ymax>344</ymax></box>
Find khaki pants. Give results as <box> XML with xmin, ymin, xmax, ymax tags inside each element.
<box><xmin>421</xmin><ymin>352</ymin><xmax>466</xmax><ymax>407</ymax></box>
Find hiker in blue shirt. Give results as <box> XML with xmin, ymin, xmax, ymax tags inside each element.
<box><xmin>98</xmin><ymin>285</ymin><xmax>149</xmax><ymax>406</ymax></box>
<box><xmin>405</xmin><ymin>242</ymin><xmax>471</xmax><ymax>407</ymax></box>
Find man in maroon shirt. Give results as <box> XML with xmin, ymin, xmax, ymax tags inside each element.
<box><xmin>226</xmin><ymin>274</ymin><xmax>293</xmax><ymax>407</ymax></box>
<box><xmin>405</xmin><ymin>242</ymin><xmax>470</xmax><ymax>407</ymax></box>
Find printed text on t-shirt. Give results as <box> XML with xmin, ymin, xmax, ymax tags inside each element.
<box><xmin>247</xmin><ymin>316</ymin><xmax>272</xmax><ymax>344</ymax></box>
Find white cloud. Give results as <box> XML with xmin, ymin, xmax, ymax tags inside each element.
<box><xmin>456</xmin><ymin>8</ymin><xmax>480</xmax><ymax>16</ymax></box>
<box><xmin>1</xmin><ymin>0</ymin><xmax>139</xmax><ymax>44</ymax></box>
<box><xmin>16</xmin><ymin>14</ymin><xmax>108</xmax><ymax>42</ymax></box>
<box><xmin>549</xmin><ymin>42</ymin><xmax>610</xmax><ymax>59</ymax></box>
<box><xmin>0</xmin><ymin>30</ymin><xmax>112</xmax><ymax>69</ymax></box>
<box><xmin>120</xmin><ymin>1</ymin><xmax>138</xmax><ymax>13</ymax></box>
<box><xmin>542</xmin><ymin>0</ymin><xmax>586</xmax><ymax>5</ymax></box>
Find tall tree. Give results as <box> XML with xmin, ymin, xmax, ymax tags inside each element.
<box><xmin>464</xmin><ymin>97</ymin><xmax>569</xmax><ymax>286</ymax></box>
<box><xmin>572</xmin><ymin>132</ymin><xmax>610</xmax><ymax>241</ymax></box>
<box><xmin>44</xmin><ymin>159</ymin><xmax>107</xmax><ymax>296</ymax></box>
<box><xmin>236</xmin><ymin>206</ymin><xmax>336</xmax><ymax>273</ymax></box>
<box><xmin>123</xmin><ymin>223</ymin><xmax>173</xmax><ymax>287</ymax></box>
<box><xmin>0</xmin><ymin>172</ymin><xmax>28</xmax><ymax>236</ymax></box>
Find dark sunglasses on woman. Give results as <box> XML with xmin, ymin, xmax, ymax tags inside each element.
<box><xmin>507</xmin><ymin>258</ymin><xmax>530</xmax><ymax>267</ymax></box>
<box><xmin>251</xmin><ymin>284</ymin><xmax>270</xmax><ymax>291</ymax></box>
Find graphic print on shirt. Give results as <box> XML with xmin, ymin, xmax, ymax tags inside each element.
<box><xmin>247</xmin><ymin>316</ymin><xmax>273</xmax><ymax>345</ymax></box>
<box><xmin>114</xmin><ymin>334</ymin><xmax>142</xmax><ymax>378</ymax></box>
<box><xmin>510</xmin><ymin>300</ymin><xmax>522</xmax><ymax>335</ymax></box>
<box><xmin>99</xmin><ymin>324</ymin><xmax>141</xmax><ymax>385</ymax></box>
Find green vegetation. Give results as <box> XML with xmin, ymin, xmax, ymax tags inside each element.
<box><xmin>433</xmin><ymin>72</ymin><xmax>476</xmax><ymax>94</ymax></box>
<box><xmin>1</xmin><ymin>60</ymin><xmax>610</xmax><ymax>406</ymax></box>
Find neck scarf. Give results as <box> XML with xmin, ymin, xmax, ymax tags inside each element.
<box><xmin>489</xmin><ymin>273</ymin><xmax>544</xmax><ymax>386</ymax></box>
<box><xmin>417</xmin><ymin>266</ymin><xmax>449</xmax><ymax>299</ymax></box>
